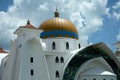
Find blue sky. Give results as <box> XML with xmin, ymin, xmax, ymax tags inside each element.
<box><xmin>0</xmin><ymin>0</ymin><xmax>120</xmax><ymax>52</ymax></box>
<box><xmin>89</xmin><ymin>0</ymin><xmax>120</xmax><ymax>51</ymax></box>
<box><xmin>0</xmin><ymin>0</ymin><xmax>13</xmax><ymax>11</ymax></box>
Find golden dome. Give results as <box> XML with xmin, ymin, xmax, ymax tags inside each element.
<box><xmin>39</xmin><ymin>9</ymin><xmax>78</xmax><ymax>39</ymax></box>
<box><xmin>39</xmin><ymin>18</ymin><xmax>78</xmax><ymax>34</ymax></box>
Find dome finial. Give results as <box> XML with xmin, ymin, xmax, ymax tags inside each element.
<box><xmin>25</xmin><ymin>19</ymin><xmax>35</xmax><ymax>29</ymax></box>
<box><xmin>27</xmin><ymin>19</ymin><xmax>30</xmax><ymax>24</ymax></box>
<box><xmin>54</xmin><ymin>7</ymin><xmax>59</xmax><ymax>17</ymax></box>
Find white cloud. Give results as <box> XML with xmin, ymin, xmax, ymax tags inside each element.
<box><xmin>13</xmin><ymin>0</ymin><xmax>24</xmax><ymax>6</ymax></box>
<box><xmin>112</xmin><ymin>0</ymin><xmax>120</xmax><ymax>20</ymax></box>
<box><xmin>67</xmin><ymin>0</ymin><xmax>106</xmax><ymax>43</ymax></box>
<box><xmin>105</xmin><ymin>8</ymin><xmax>111</xmax><ymax>18</ymax></box>
<box><xmin>109</xmin><ymin>1</ymin><xmax>120</xmax><ymax>41</ymax></box>
<box><xmin>38</xmin><ymin>3</ymin><xmax>48</xmax><ymax>11</ymax></box>
<box><xmin>106</xmin><ymin>0</ymin><xmax>120</xmax><ymax>20</ymax></box>
<box><xmin>0</xmin><ymin>0</ymin><xmax>108</xmax><ymax>49</ymax></box>
<box><xmin>112</xmin><ymin>1</ymin><xmax>120</xmax><ymax>9</ymax></box>
<box><xmin>113</xmin><ymin>12</ymin><xmax>120</xmax><ymax>20</ymax></box>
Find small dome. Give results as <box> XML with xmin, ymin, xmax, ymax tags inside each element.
<box><xmin>39</xmin><ymin>9</ymin><xmax>78</xmax><ymax>39</ymax></box>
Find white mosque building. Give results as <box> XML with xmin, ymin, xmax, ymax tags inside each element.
<box><xmin>0</xmin><ymin>9</ymin><xmax>120</xmax><ymax>80</ymax></box>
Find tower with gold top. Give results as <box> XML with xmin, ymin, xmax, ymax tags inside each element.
<box><xmin>39</xmin><ymin>9</ymin><xmax>80</xmax><ymax>52</ymax></box>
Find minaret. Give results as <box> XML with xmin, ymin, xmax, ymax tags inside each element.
<box><xmin>2</xmin><ymin>20</ymin><xmax>50</xmax><ymax>80</ymax></box>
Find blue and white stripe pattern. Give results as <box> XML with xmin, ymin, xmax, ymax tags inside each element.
<box><xmin>40</xmin><ymin>30</ymin><xmax>78</xmax><ymax>39</ymax></box>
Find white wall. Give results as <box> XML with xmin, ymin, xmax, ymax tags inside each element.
<box><xmin>2</xmin><ymin>28</ymin><xmax>44</xmax><ymax>80</ymax></box>
<box><xmin>16</xmin><ymin>28</ymin><xmax>41</xmax><ymax>47</ymax></box>
<box><xmin>0</xmin><ymin>55</ymin><xmax>8</xmax><ymax>80</ymax></box>
<box><xmin>45</xmin><ymin>52</ymin><xmax>72</xmax><ymax>80</ymax></box>
<box><xmin>43</xmin><ymin>37</ymin><xmax>79</xmax><ymax>52</ymax></box>
<box><xmin>16</xmin><ymin>38</ymin><xmax>50</xmax><ymax>80</ymax></box>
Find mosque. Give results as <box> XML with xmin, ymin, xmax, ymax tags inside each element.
<box><xmin>0</xmin><ymin>9</ymin><xmax>120</xmax><ymax>80</ymax></box>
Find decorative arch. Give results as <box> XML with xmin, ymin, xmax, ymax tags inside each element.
<box><xmin>74</xmin><ymin>57</ymin><xmax>115</xmax><ymax>80</ymax></box>
<box><xmin>62</xmin><ymin>42</ymin><xmax>120</xmax><ymax>80</ymax></box>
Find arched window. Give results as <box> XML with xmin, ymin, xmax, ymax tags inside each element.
<box><xmin>66</xmin><ymin>42</ymin><xmax>69</xmax><ymax>50</ymax></box>
<box><xmin>55</xmin><ymin>57</ymin><xmax>59</xmax><ymax>63</ymax></box>
<box><xmin>30</xmin><ymin>69</ymin><xmax>34</xmax><ymax>76</ymax></box>
<box><xmin>56</xmin><ymin>71</ymin><xmax>59</xmax><ymax>77</ymax></box>
<box><xmin>60</xmin><ymin>57</ymin><xmax>64</xmax><ymax>63</ymax></box>
<box><xmin>52</xmin><ymin>42</ymin><xmax>56</xmax><ymax>50</ymax></box>
<box><xmin>78</xmin><ymin>43</ymin><xmax>81</xmax><ymax>49</ymax></box>
<box><xmin>93</xmin><ymin>78</ymin><xmax>96</xmax><ymax>80</ymax></box>
<box><xmin>30</xmin><ymin>57</ymin><xmax>33</xmax><ymax>63</ymax></box>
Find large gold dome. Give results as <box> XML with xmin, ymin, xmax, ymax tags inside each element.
<box><xmin>39</xmin><ymin>18</ymin><xmax>78</xmax><ymax>34</ymax></box>
<box><xmin>39</xmin><ymin>9</ymin><xmax>78</xmax><ymax>39</ymax></box>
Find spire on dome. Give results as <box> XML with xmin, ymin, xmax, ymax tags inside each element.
<box><xmin>27</xmin><ymin>20</ymin><xmax>30</xmax><ymax>24</ymax></box>
<box><xmin>54</xmin><ymin>8</ymin><xmax>59</xmax><ymax>17</ymax></box>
